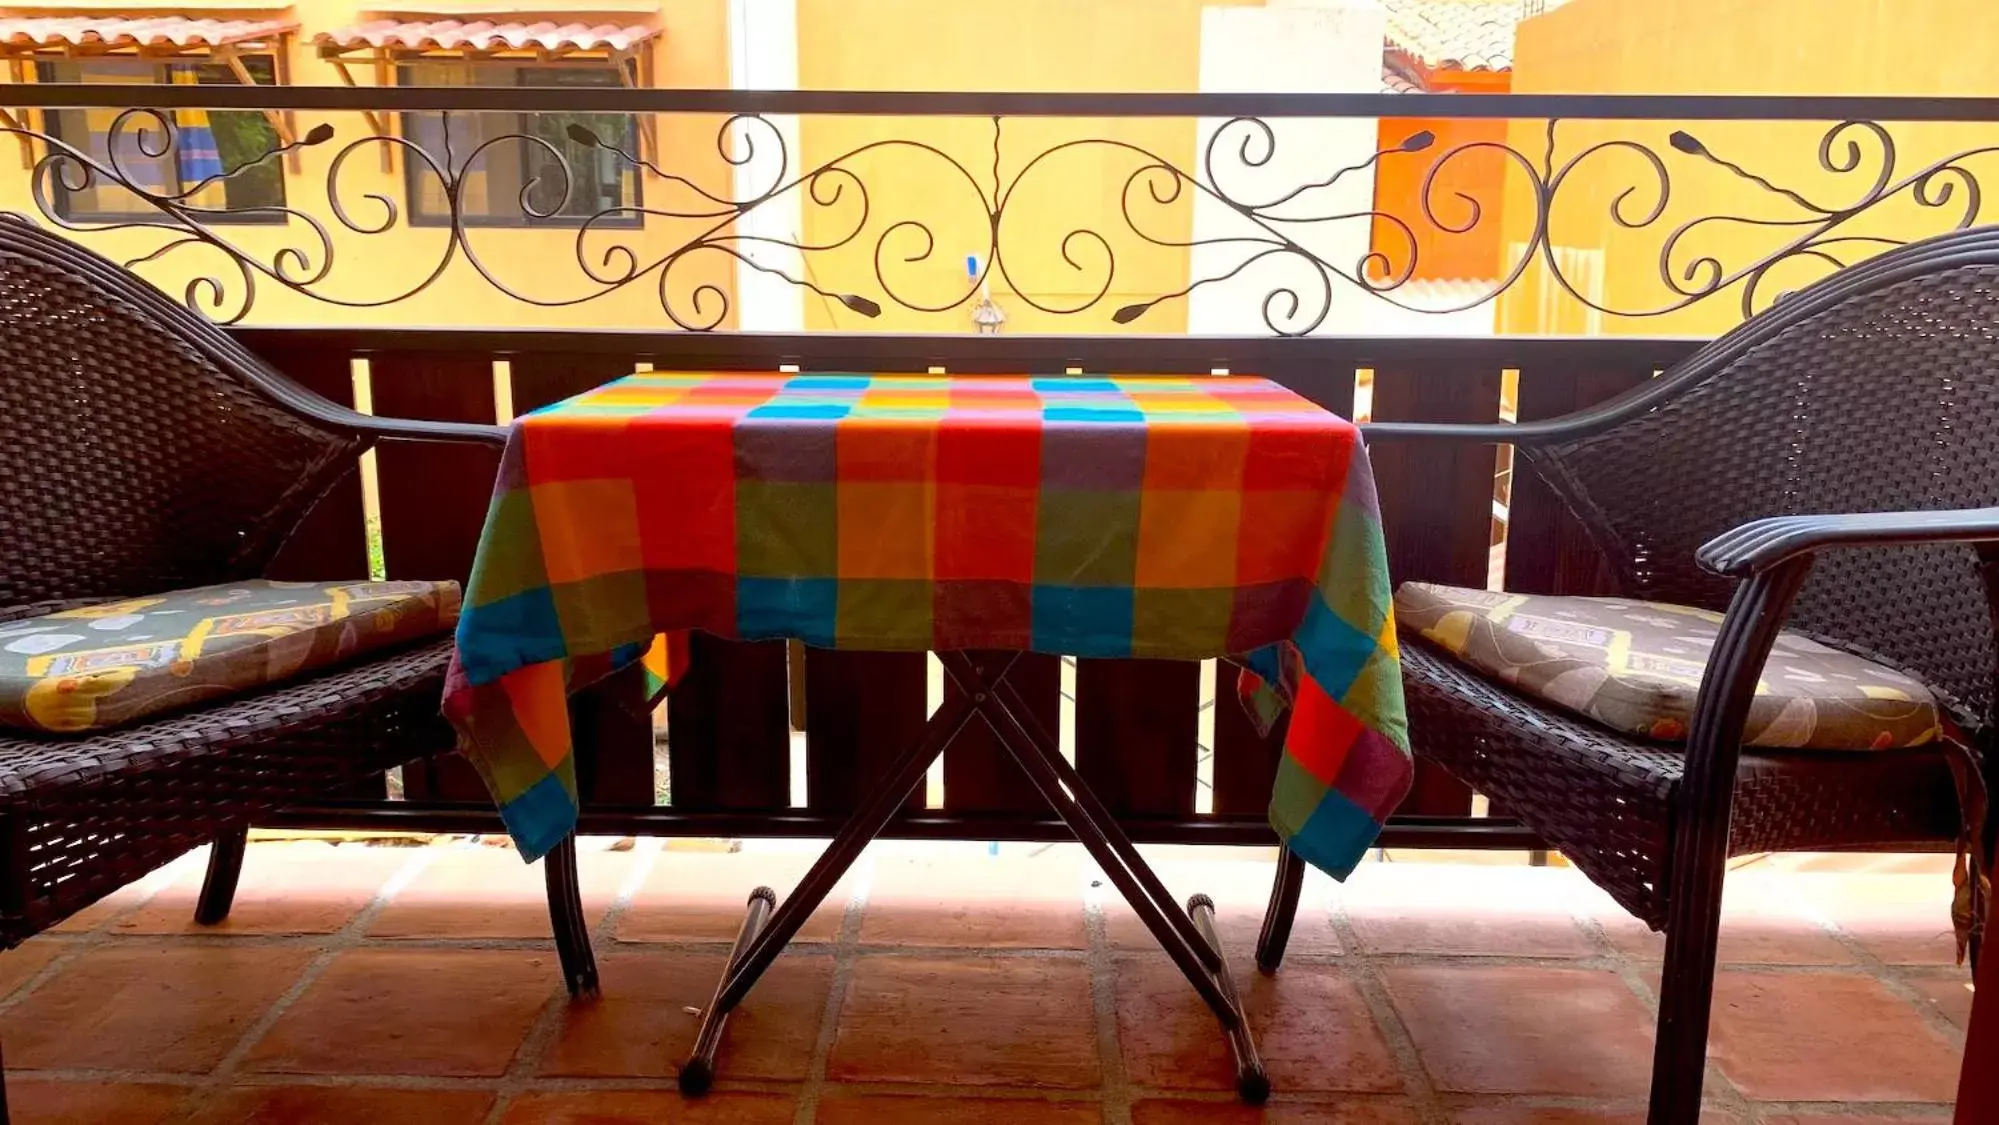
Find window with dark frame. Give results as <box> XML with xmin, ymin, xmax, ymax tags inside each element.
<box><xmin>399</xmin><ymin>63</ymin><xmax>642</xmax><ymax>228</ymax></box>
<box><xmin>37</xmin><ymin>58</ymin><xmax>287</xmax><ymax>223</ymax></box>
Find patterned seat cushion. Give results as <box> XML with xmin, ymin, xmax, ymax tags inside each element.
<box><xmin>1393</xmin><ymin>583</ymin><xmax>1941</xmax><ymax>751</ymax></box>
<box><xmin>0</xmin><ymin>579</ymin><xmax>460</xmax><ymax>734</ymax></box>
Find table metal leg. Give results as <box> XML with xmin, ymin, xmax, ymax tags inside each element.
<box><xmin>1255</xmin><ymin>845</ymin><xmax>1306</xmax><ymax>975</ymax></box>
<box><xmin>678</xmin><ymin>886</ymin><xmax>775</xmax><ymax>1096</ymax></box>
<box><xmin>1191</xmin><ymin>892</ymin><xmax>1270</xmax><ymax>1103</ymax></box>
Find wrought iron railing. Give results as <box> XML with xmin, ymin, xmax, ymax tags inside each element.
<box><xmin>5</xmin><ymin>85</ymin><xmax>1999</xmax><ymax>332</ymax></box>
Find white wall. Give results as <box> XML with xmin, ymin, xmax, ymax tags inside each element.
<box><xmin>729</xmin><ymin>0</ymin><xmax>805</xmax><ymax>332</ymax></box>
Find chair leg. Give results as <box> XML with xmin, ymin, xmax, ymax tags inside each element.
<box><xmin>1647</xmin><ymin>815</ymin><xmax>1731</xmax><ymax>1125</ymax></box>
<box><xmin>1255</xmin><ymin>845</ymin><xmax>1305</xmax><ymax>975</ymax></box>
<box><xmin>193</xmin><ymin>825</ymin><xmax>250</xmax><ymax>926</ymax></box>
<box><xmin>544</xmin><ymin>833</ymin><xmax>599</xmax><ymax>998</ymax></box>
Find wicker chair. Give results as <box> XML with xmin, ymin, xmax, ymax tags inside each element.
<box><xmin>0</xmin><ymin>218</ymin><xmax>600</xmax><ymax>1097</ymax></box>
<box><xmin>1254</xmin><ymin>228</ymin><xmax>1999</xmax><ymax>1123</ymax></box>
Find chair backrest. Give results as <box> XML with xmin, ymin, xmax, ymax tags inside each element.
<box><xmin>0</xmin><ymin>219</ymin><xmax>361</xmax><ymax>611</ymax></box>
<box><xmin>1525</xmin><ymin>230</ymin><xmax>1999</xmax><ymax>730</ymax></box>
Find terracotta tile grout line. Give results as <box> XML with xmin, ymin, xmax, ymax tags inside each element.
<box><xmin>1327</xmin><ymin>893</ymin><xmax>1453</xmax><ymax>1125</ymax></box>
<box><xmin>1082</xmin><ymin>873</ymin><xmax>1134</xmax><ymax>1125</ymax></box>
<box><xmin>152</xmin><ymin>843</ymin><xmax>443</xmax><ymax>1123</ymax></box>
<box><xmin>789</xmin><ymin>848</ymin><xmax>875</xmax><ymax>1125</ymax></box>
<box><xmin>482</xmin><ymin>835</ymin><xmax>667</xmax><ymax>1125</ymax></box>
<box><xmin>0</xmin><ymin>846</ymin><xmax>210</xmax><ymax>1020</ymax></box>
<box><xmin>1770</xmin><ymin>873</ymin><xmax>1972</xmax><ymax>1049</ymax></box>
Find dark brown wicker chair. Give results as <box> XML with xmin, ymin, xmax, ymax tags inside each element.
<box><xmin>0</xmin><ymin>217</ymin><xmax>600</xmax><ymax>1105</ymax></box>
<box><xmin>1254</xmin><ymin>228</ymin><xmax>1999</xmax><ymax>1123</ymax></box>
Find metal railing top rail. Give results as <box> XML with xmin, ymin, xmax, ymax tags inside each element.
<box><xmin>10</xmin><ymin>84</ymin><xmax>1999</xmax><ymax>121</ymax></box>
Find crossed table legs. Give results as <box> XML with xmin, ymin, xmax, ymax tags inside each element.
<box><xmin>677</xmin><ymin>651</ymin><xmax>1271</xmax><ymax>1104</ymax></box>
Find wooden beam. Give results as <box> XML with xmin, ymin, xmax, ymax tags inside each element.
<box><xmin>214</xmin><ymin>42</ymin><xmax>298</xmax><ymax>172</ymax></box>
<box><xmin>6</xmin><ymin>58</ymin><xmax>31</xmax><ymax>169</ymax></box>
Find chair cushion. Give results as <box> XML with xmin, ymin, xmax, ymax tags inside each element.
<box><xmin>1393</xmin><ymin>582</ymin><xmax>1941</xmax><ymax>750</ymax></box>
<box><xmin>0</xmin><ymin>579</ymin><xmax>460</xmax><ymax>733</ymax></box>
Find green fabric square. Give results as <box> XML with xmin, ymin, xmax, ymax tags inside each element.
<box><xmin>737</xmin><ymin>481</ymin><xmax>839</xmax><ymax>578</ymax></box>
<box><xmin>468</xmin><ymin>488</ymin><xmax>548</xmax><ymax>608</ymax></box>
<box><xmin>835</xmin><ymin>579</ymin><xmax>934</xmax><ymax>650</ymax></box>
<box><xmin>1340</xmin><ymin>647</ymin><xmax>1410</xmax><ymax>751</ymax></box>
<box><xmin>549</xmin><ymin>570</ymin><xmax>652</xmax><ymax>655</ymax></box>
<box><xmin>1316</xmin><ymin>499</ymin><xmax>1390</xmax><ymax>639</ymax></box>
<box><xmin>1269</xmin><ymin>753</ymin><xmax>1330</xmax><ymax>837</ymax></box>
<box><xmin>1131</xmin><ymin>586</ymin><xmax>1233</xmax><ymax>659</ymax></box>
<box><xmin>1034</xmin><ymin>488</ymin><xmax>1140</xmax><ymax>587</ymax></box>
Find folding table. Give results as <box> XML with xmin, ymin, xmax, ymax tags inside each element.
<box><xmin>442</xmin><ymin>372</ymin><xmax>1412</xmax><ymax>1104</ymax></box>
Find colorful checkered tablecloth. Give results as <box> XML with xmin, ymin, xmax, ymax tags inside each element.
<box><xmin>443</xmin><ymin>373</ymin><xmax>1410</xmax><ymax>879</ymax></box>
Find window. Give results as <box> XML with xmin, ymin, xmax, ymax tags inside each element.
<box><xmin>37</xmin><ymin>59</ymin><xmax>286</xmax><ymax>223</ymax></box>
<box><xmin>400</xmin><ymin>64</ymin><xmax>642</xmax><ymax>227</ymax></box>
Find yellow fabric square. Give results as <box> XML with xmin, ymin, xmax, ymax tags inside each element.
<box><xmin>837</xmin><ymin>482</ymin><xmax>934</xmax><ymax>579</ymax></box>
<box><xmin>534</xmin><ymin>478</ymin><xmax>644</xmax><ymax>585</ymax></box>
<box><xmin>1135</xmin><ymin>489</ymin><xmax>1242</xmax><ymax>589</ymax></box>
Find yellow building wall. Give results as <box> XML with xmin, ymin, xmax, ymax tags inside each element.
<box><xmin>792</xmin><ymin>0</ymin><xmax>1262</xmax><ymax>334</ymax></box>
<box><xmin>0</xmin><ymin>0</ymin><xmax>737</xmax><ymax>329</ymax></box>
<box><xmin>1497</xmin><ymin>0</ymin><xmax>1999</xmax><ymax>337</ymax></box>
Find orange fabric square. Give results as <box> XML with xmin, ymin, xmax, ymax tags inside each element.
<box><xmin>837</xmin><ymin>482</ymin><xmax>934</xmax><ymax>579</ymax></box>
<box><xmin>500</xmin><ymin>660</ymin><xmax>574</xmax><ymax>769</ymax></box>
<box><xmin>1142</xmin><ymin>420</ymin><xmax>1250</xmax><ymax>490</ymax></box>
<box><xmin>838</xmin><ymin>419</ymin><xmax>938</xmax><ymax>482</ymax></box>
<box><xmin>936</xmin><ymin>483</ymin><xmax>1037</xmax><ymax>581</ymax></box>
<box><xmin>1236</xmin><ymin>489</ymin><xmax>1336</xmax><ymax>585</ymax></box>
<box><xmin>534</xmin><ymin>478</ymin><xmax>644</xmax><ymax>585</ymax></box>
<box><xmin>1135</xmin><ymin>489</ymin><xmax>1242</xmax><ymax>589</ymax></box>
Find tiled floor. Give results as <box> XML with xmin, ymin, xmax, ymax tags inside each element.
<box><xmin>0</xmin><ymin>837</ymin><xmax>1968</xmax><ymax>1123</ymax></box>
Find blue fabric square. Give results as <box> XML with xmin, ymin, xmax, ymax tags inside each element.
<box><xmin>748</xmin><ymin>402</ymin><xmax>852</xmax><ymax>421</ymax></box>
<box><xmin>1031</xmin><ymin>585</ymin><xmax>1135</xmax><ymax>657</ymax></box>
<box><xmin>1292</xmin><ymin>595</ymin><xmax>1378</xmax><ymax>700</ymax></box>
<box><xmin>737</xmin><ymin>577</ymin><xmax>839</xmax><ymax>648</ymax></box>
<box><xmin>457</xmin><ymin>586</ymin><xmax>568</xmax><ymax>686</ymax></box>
<box><xmin>1044</xmin><ymin>405</ymin><xmax>1146</xmax><ymax>424</ymax></box>
<box><xmin>787</xmin><ymin>374</ymin><xmax>871</xmax><ymax>391</ymax></box>
<box><xmin>1033</xmin><ymin>376</ymin><xmax>1117</xmax><ymax>392</ymax></box>
<box><xmin>1280</xmin><ymin>785</ymin><xmax>1377</xmax><ymax>880</ymax></box>
<box><xmin>500</xmin><ymin>771</ymin><xmax>581</xmax><ymax>864</ymax></box>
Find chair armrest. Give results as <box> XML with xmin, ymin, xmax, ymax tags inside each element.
<box><xmin>345</xmin><ymin>413</ymin><xmax>509</xmax><ymax>449</ymax></box>
<box><xmin>1698</xmin><ymin>508</ymin><xmax>1999</xmax><ymax>578</ymax></box>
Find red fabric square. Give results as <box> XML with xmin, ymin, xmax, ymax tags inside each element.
<box><xmin>1241</xmin><ymin>420</ymin><xmax>1355</xmax><ymax>492</ymax></box>
<box><xmin>520</xmin><ymin>415</ymin><xmax>634</xmax><ymax>483</ymax></box>
<box><xmin>1285</xmin><ymin>673</ymin><xmax>1365</xmax><ymax>785</ymax></box>
<box><xmin>630</xmin><ymin>416</ymin><xmax>737</xmax><ymax>572</ymax></box>
<box><xmin>937</xmin><ymin>420</ymin><xmax>1042</xmax><ymax>488</ymax></box>
<box><xmin>935</xmin><ymin>483</ymin><xmax>1037</xmax><ymax>581</ymax></box>
<box><xmin>934</xmin><ymin>579</ymin><xmax>1033</xmax><ymax>651</ymax></box>
<box><xmin>1235</xmin><ymin>489</ymin><xmax>1336</xmax><ymax>585</ymax></box>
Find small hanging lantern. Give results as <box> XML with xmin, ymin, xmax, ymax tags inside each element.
<box><xmin>967</xmin><ymin>254</ymin><xmax>1005</xmax><ymax>334</ymax></box>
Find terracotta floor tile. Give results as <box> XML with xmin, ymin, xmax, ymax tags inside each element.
<box><xmin>828</xmin><ymin>955</ymin><xmax>1100</xmax><ymax>1088</ymax></box>
<box><xmin>1133</xmin><ymin>1097</ymin><xmax>1419</xmax><ymax>1123</ymax></box>
<box><xmin>816</xmin><ymin>1092</ymin><xmax>1103</xmax><ymax>1124</ymax></box>
<box><xmin>1706</xmin><ymin>969</ymin><xmax>1962</xmax><ymax>1102</ymax></box>
<box><xmin>1102</xmin><ymin>848</ymin><xmax>1340</xmax><ymax>958</ymax></box>
<box><xmin>0</xmin><ymin>940</ymin><xmax>64</xmax><ymax>998</ymax></box>
<box><xmin>1381</xmin><ymin>965</ymin><xmax>1656</xmax><ymax>1097</ymax></box>
<box><xmin>863</xmin><ymin>850</ymin><xmax>1085</xmax><ymax>948</ymax></box>
<box><xmin>499</xmin><ymin>1091</ymin><xmax>798</xmax><ymax>1124</ymax></box>
<box><xmin>244</xmin><ymin>948</ymin><xmax>553</xmax><ymax>1077</ymax></box>
<box><xmin>1117</xmin><ymin>956</ymin><xmax>1401</xmax><ymax>1093</ymax></box>
<box><xmin>4</xmin><ymin>944</ymin><xmax>311</xmax><ymax>1072</ymax></box>
<box><xmin>1449</xmin><ymin>1109</ymin><xmax>1741</xmax><ymax>1124</ymax></box>
<box><xmin>370</xmin><ymin>845</ymin><xmax>632</xmax><ymax>939</ymax></box>
<box><xmin>49</xmin><ymin>882</ymin><xmax>147</xmax><ymax>933</ymax></box>
<box><xmin>1343</xmin><ymin>865</ymin><xmax>1596</xmax><ymax>958</ymax></box>
<box><xmin>181</xmin><ymin>1086</ymin><xmax>496</xmax><ymax>1124</ymax></box>
<box><xmin>1764</xmin><ymin>1116</ymin><xmax>1952</xmax><ymax>1125</ymax></box>
<box><xmin>618</xmin><ymin>851</ymin><xmax>853</xmax><ymax>943</ymax></box>
<box><xmin>1586</xmin><ymin>874</ymin><xmax>1853</xmax><ymax>966</ymax></box>
<box><xmin>1909</xmin><ymin>973</ymin><xmax>1975</xmax><ymax>1028</ymax></box>
<box><xmin>541</xmin><ymin>949</ymin><xmax>829</xmax><ymax>1080</ymax></box>
<box><xmin>1790</xmin><ymin>872</ymin><xmax>1961</xmax><ymax>965</ymax></box>
<box><xmin>5</xmin><ymin>1080</ymin><xmax>186</xmax><ymax>1125</ymax></box>
<box><xmin>119</xmin><ymin>841</ymin><xmax>410</xmax><ymax>936</ymax></box>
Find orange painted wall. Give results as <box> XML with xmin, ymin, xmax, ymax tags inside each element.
<box><xmin>1371</xmin><ymin>68</ymin><xmax>1511</xmax><ymax>284</ymax></box>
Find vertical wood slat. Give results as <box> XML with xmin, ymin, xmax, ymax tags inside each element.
<box><xmin>510</xmin><ymin>353</ymin><xmax>661</xmax><ymax>807</ymax></box>
<box><xmin>1366</xmin><ymin>361</ymin><xmax>1504</xmax><ymax>819</ymax></box>
<box><xmin>804</xmin><ymin>650</ymin><xmax>928</xmax><ymax>816</ymax></box>
<box><xmin>245</xmin><ymin>340</ymin><xmax>383</xmax><ymax>799</ymax></box>
<box><xmin>1074</xmin><ymin>659</ymin><xmax>1200</xmax><ymax>816</ymax></box>
<box><xmin>369</xmin><ymin>351</ymin><xmax>502</xmax><ymax>802</ymax></box>
<box><xmin>1505</xmin><ymin>363</ymin><xmax>1663</xmax><ymax>597</ymax></box>
<box><xmin>668</xmin><ymin>633</ymin><xmax>792</xmax><ymax>809</ymax></box>
<box><xmin>943</xmin><ymin>652</ymin><xmax>1059</xmax><ymax>814</ymax></box>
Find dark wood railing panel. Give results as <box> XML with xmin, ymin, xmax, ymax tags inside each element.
<box><xmin>1211</xmin><ymin>671</ymin><xmax>1281</xmax><ymax>818</ymax></box>
<box><xmin>506</xmin><ymin>351</ymin><xmax>662</xmax><ymax>808</ymax></box>
<box><xmin>1366</xmin><ymin>359</ymin><xmax>1505</xmax><ymax>819</ymax></box>
<box><xmin>247</xmin><ymin>341</ymin><xmax>372</xmax><ymax>584</ymax></box>
<box><xmin>668</xmin><ymin>633</ymin><xmax>792</xmax><ymax>810</ymax></box>
<box><xmin>804</xmin><ymin>649</ymin><xmax>928</xmax><ymax>816</ymax></box>
<box><xmin>1075</xmin><ymin>658</ymin><xmax>1201</xmax><ymax>817</ymax></box>
<box><xmin>943</xmin><ymin>652</ymin><xmax>1058</xmax><ymax>814</ymax></box>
